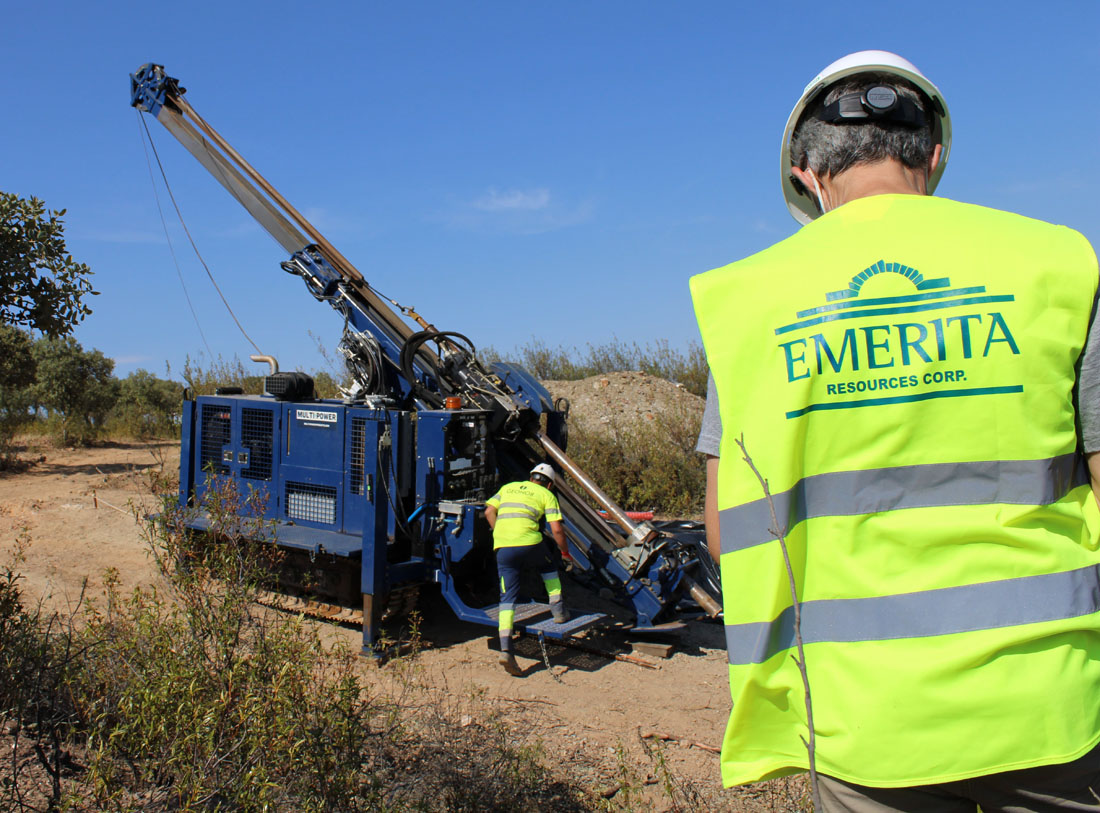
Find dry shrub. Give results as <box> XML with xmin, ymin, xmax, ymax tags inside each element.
<box><xmin>380</xmin><ymin>675</ymin><xmax>590</xmax><ymax>812</ymax></box>
<box><xmin>0</xmin><ymin>472</ymin><xmax>601</xmax><ymax>811</ymax></box>
<box><xmin>487</xmin><ymin>338</ymin><xmax>709</xmax><ymax>398</ymax></box>
<box><xmin>63</xmin><ymin>478</ymin><xmax>595</xmax><ymax>812</ymax></box>
<box><xmin>70</xmin><ymin>481</ymin><xmax>373</xmax><ymax>811</ymax></box>
<box><xmin>179</xmin><ymin>354</ymin><xmax>265</xmax><ymax>396</ymax></box>
<box><xmin>565</xmin><ymin>400</ymin><xmax>705</xmax><ymax>516</ymax></box>
<box><xmin>0</xmin><ymin>536</ymin><xmax>84</xmax><ymax>812</ymax></box>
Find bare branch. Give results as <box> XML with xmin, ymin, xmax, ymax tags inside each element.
<box><xmin>734</xmin><ymin>434</ymin><xmax>821</xmax><ymax>810</ymax></box>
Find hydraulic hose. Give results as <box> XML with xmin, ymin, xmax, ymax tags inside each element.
<box><xmin>398</xmin><ymin>330</ymin><xmax>451</xmax><ymax>408</ymax></box>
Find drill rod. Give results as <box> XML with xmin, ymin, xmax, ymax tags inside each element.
<box><xmin>535</xmin><ymin>431</ymin><xmax>637</xmax><ymax>535</ymax></box>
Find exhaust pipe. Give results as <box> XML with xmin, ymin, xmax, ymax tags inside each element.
<box><xmin>250</xmin><ymin>354</ymin><xmax>279</xmax><ymax>375</ymax></box>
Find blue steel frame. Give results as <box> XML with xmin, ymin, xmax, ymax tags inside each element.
<box><xmin>130</xmin><ymin>63</ymin><xmax>175</xmax><ymax>117</ymax></box>
<box><xmin>283</xmin><ymin>246</ymin><xmax>434</xmax><ymax>402</ymax></box>
<box><xmin>556</xmin><ymin>515</ymin><xmax>689</xmax><ymax>629</ymax></box>
<box><xmin>179</xmin><ymin>395</ymin><xmax>528</xmax><ymax>651</ymax></box>
<box><xmin>179</xmin><ymin>397</ymin><xmax>690</xmax><ymax>645</ymax></box>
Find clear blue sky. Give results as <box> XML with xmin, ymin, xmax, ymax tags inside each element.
<box><xmin>5</xmin><ymin>2</ymin><xmax>1099</xmax><ymax>380</ymax></box>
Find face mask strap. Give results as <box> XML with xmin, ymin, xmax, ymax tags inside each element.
<box><xmin>809</xmin><ymin>171</ymin><xmax>827</xmax><ymax>215</ymax></box>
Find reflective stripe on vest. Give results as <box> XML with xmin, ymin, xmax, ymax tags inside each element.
<box><xmin>488</xmin><ymin>481</ymin><xmax>561</xmax><ymax>548</ymax></box>
<box><xmin>721</xmin><ymin>453</ymin><xmax>1089</xmax><ymax>555</ymax></box>
<box><xmin>726</xmin><ymin>564</ymin><xmax>1100</xmax><ymax>665</ymax></box>
<box><xmin>495</xmin><ymin>501</ymin><xmax>542</xmax><ymax>521</ymax></box>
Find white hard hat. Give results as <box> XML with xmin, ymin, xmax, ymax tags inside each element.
<box><xmin>780</xmin><ymin>50</ymin><xmax>951</xmax><ymax>225</ymax></box>
<box><xmin>530</xmin><ymin>463</ymin><xmax>555</xmax><ymax>482</ymax></box>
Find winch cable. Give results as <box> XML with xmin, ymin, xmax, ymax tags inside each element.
<box><xmin>138</xmin><ymin>111</ymin><xmax>263</xmax><ymax>356</ymax></box>
<box><xmin>136</xmin><ymin>111</ymin><xmax>213</xmax><ymax>360</ymax></box>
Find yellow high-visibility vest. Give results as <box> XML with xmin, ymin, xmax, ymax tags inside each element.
<box><xmin>690</xmin><ymin>194</ymin><xmax>1100</xmax><ymax>788</ymax></box>
<box><xmin>486</xmin><ymin>481</ymin><xmax>561</xmax><ymax>549</ymax></box>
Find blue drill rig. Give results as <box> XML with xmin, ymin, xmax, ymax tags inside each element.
<box><xmin>130</xmin><ymin>64</ymin><xmax>722</xmax><ymax>655</ymax></box>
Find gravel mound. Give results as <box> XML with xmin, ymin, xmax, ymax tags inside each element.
<box><xmin>542</xmin><ymin>371</ymin><xmax>703</xmax><ymax>435</ymax></box>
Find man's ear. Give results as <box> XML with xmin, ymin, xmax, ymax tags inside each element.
<box><xmin>791</xmin><ymin>166</ymin><xmax>828</xmax><ymax>213</ymax></box>
<box><xmin>929</xmin><ymin>143</ymin><xmax>943</xmax><ymax>176</ymax></box>
<box><xmin>790</xmin><ymin>166</ymin><xmax>817</xmax><ymax>195</ymax></box>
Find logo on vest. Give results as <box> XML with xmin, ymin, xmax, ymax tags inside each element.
<box><xmin>774</xmin><ymin>260</ymin><xmax>1022</xmax><ymax>419</ymax></box>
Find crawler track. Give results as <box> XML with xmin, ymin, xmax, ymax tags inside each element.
<box><xmin>256</xmin><ymin>584</ymin><xmax>422</xmax><ymax>626</ymax></box>
<box><xmin>256</xmin><ymin>588</ymin><xmax>662</xmax><ymax>669</ymax></box>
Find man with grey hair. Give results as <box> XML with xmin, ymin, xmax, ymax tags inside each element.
<box><xmin>691</xmin><ymin>51</ymin><xmax>1100</xmax><ymax>810</ymax></box>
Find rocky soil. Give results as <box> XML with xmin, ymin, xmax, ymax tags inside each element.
<box><xmin>544</xmin><ymin>370</ymin><xmax>704</xmax><ymax>436</ymax></box>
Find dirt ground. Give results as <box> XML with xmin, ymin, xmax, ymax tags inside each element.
<box><xmin>0</xmin><ymin>436</ymin><xmax>807</xmax><ymax>811</ymax></box>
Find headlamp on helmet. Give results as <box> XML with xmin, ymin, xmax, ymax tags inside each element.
<box><xmin>818</xmin><ymin>85</ymin><xmax>927</xmax><ymax>128</ymax></box>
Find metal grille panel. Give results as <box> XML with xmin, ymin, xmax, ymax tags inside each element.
<box><xmin>241</xmin><ymin>408</ymin><xmax>273</xmax><ymax>481</ymax></box>
<box><xmin>349</xmin><ymin>417</ymin><xmax>366</xmax><ymax>496</ymax></box>
<box><xmin>286</xmin><ymin>482</ymin><xmax>337</xmax><ymax>525</ymax></box>
<box><xmin>200</xmin><ymin>404</ymin><xmax>231</xmax><ymax>476</ymax></box>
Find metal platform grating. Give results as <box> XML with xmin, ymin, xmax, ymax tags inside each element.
<box><xmin>484</xmin><ymin>602</ymin><xmax>605</xmax><ymax>637</ymax></box>
<box><xmin>240</xmin><ymin>408</ymin><xmax>273</xmax><ymax>481</ymax></box>
<box><xmin>349</xmin><ymin>417</ymin><xmax>366</xmax><ymax>496</ymax></box>
<box><xmin>286</xmin><ymin>481</ymin><xmax>337</xmax><ymax>525</ymax></box>
<box><xmin>199</xmin><ymin>404</ymin><xmax>231</xmax><ymax>476</ymax></box>
<box><xmin>484</xmin><ymin>602</ymin><xmax>553</xmax><ymax>624</ymax></box>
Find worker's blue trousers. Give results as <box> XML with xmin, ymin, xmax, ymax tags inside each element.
<box><xmin>495</xmin><ymin>543</ymin><xmax>561</xmax><ymax>653</ymax></box>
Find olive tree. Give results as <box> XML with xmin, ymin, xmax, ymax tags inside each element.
<box><xmin>0</xmin><ymin>326</ymin><xmax>36</xmax><ymax>462</ymax></box>
<box><xmin>111</xmin><ymin>370</ymin><xmax>184</xmax><ymax>438</ymax></box>
<box><xmin>32</xmin><ymin>336</ymin><xmax>119</xmax><ymax>445</ymax></box>
<box><xmin>1</xmin><ymin>191</ymin><xmax>96</xmax><ymax>336</ymax></box>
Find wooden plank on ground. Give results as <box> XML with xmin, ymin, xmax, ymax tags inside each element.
<box><xmin>631</xmin><ymin>641</ymin><xmax>675</xmax><ymax>659</ymax></box>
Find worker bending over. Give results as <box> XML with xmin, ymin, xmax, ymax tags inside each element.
<box><xmin>484</xmin><ymin>463</ymin><xmax>572</xmax><ymax>676</ymax></box>
<box><xmin>692</xmin><ymin>50</ymin><xmax>1100</xmax><ymax>809</ymax></box>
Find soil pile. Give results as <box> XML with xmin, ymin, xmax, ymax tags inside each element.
<box><xmin>543</xmin><ymin>370</ymin><xmax>704</xmax><ymax>435</ymax></box>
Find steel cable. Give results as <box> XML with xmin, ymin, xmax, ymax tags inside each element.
<box><xmin>136</xmin><ymin>110</ymin><xmax>213</xmax><ymax>359</ymax></box>
<box><xmin>138</xmin><ymin>112</ymin><xmax>263</xmax><ymax>355</ymax></box>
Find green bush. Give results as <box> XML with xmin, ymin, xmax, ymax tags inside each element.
<box><xmin>0</xmin><ymin>327</ymin><xmax>36</xmax><ymax>467</ymax></box>
<box><xmin>312</xmin><ymin>369</ymin><xmax>342</xmax><ymax>399</ymax></box>
<box><xmin>73</xmin><ymin>481</ymin><xmax>378</xmax><ymax>812</ymax></box>
<box><xmin>30</xmin><ymin>335</ymin><xmax>118</xmax><ymax>445</ymax></box>
<box><xmin>105</xmin><ymin>369</ymin><xmax>185</xmax><ymax>439</ymax></box>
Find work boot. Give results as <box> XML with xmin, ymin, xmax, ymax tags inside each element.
<box><xmin>551</xmin><ymin>602</ymin><xmax>570</xmax><ymax>624</ymax></box>
<box><xmin>499</xmin><ymin>652</ymin><xmax>523</xmax><ymax>676</ymax></box>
